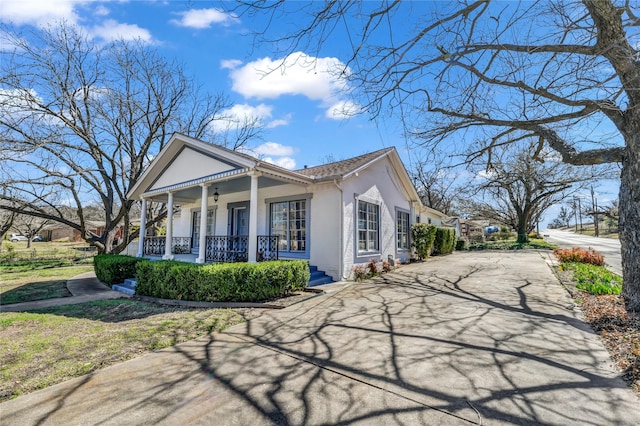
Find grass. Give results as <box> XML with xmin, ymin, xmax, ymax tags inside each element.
<box><xmin>1</xmin><ymin>241</ymin><xmax>97</xmax><ymax>263</ymax></box>
<box><xmin>0</xmin><ymin>300</ymin><xmax>251</xmax><ymax>401</ymax></box>
<box><xmin>560</xmin><ymin>262</ymin><xmax>622</xmax><ymax>295</ymax></box>
<box><xmin>1</xmin><ymin>260</ymin><xmax>94</xmax><ymax>305</ymax></box>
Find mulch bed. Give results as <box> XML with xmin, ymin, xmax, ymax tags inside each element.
<box><xmin>556</xmin><ymin>267</ymin><xmax>640</xmax><ymax>395</ymax></box>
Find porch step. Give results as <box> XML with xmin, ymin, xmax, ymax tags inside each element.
<box><xmin>112</xmin><ymin>278</ymin><xmax>136</xmax><ymax>295</ymax></box>
<box><xmin>307</xmin><ymin>265</ymin><xmax>334</xmax><ymax>287</ymax></box>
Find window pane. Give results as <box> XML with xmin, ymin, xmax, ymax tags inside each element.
<box><xmin>271</xmin><ymin>202</ymin><xmax>288</xmax><ymax>251</ymax></box>
<box><xmin>397</xmin><ymin>211</ymin><xmax>409</xmax><ymax>249</ymax></box>
<box><xmin>271</xmin><ymin>200</ymin><xmax>307</xmax><ymax>252</ymax></box>
<box><xmin>357</xmin><ymin>201</ymin><xmax>379</xmax><ymax>252</ymax></box>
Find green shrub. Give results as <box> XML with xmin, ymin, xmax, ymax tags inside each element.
<box><xmin>562</xmin><ymin>262</ymin><xmax>622</xmax><ymax>295</ymax></box>
<box><xmin>468</xmin><ymin>240</ymin><xmax>557</xmax><ymax>251</ymax></box>
<box><xmin>94</xmin><ymin>254</ymin><xmax>148</xmax><ymax>285</ymax></box>
<box><xmin>433</xmin><ymin>228</ymin><xmax>456</xmax><ymax>255</ymax></box>
<box><xmin>135</xmin><ymin>260</ymin><xmax>310</xmax><ymax>303</ymax></box>
<box><xmin>411</xmin><ymin>223</ymin><xmax>437</xmax><ymax>260</ymax></box>
<box><xmin>553</xmin><ymin>247</ymin><xmax>605</xmax><ymax>266</ymax></box>
<box><xmin>455</xmin><ymin>239</ymin><xmax>467</xmax><ymax>251</ymax></box>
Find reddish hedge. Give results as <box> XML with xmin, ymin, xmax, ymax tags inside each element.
<box><xmin>553</xmin><ymin>247</ymin><xmax>605</xmax><ymax>266</ymax></box>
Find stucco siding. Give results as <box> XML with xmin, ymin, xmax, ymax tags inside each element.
<box><xmin>341</xmin><ymin>158</ymin><xmax>414</xmax><ymax>278</ymax></box>
<box><xmin>308</xmin><ymin>182</ymin><xmax>341</xmax><ymax>280</ymax></box>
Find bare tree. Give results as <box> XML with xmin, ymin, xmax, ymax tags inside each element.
<box><xmin>463</xmin><ymin>144</ymin><xmax>604</xmax><ymax>242</ymax></box>
<box><xmin>557</xmin><ymin>206</ymin><xmax>573</xmax><ymax>228</ymax></box>
<box><xmin>235</xmin><ymin>0</ymin><xmax>640</xmax><ymax>309</ymax></box>
<box><xmin>11</xmin><ymin>213</ymin><xmax>49</xmax><ymax>248</ymax></box>
<box><xmin>0</xmin><ymin>23</ymin><xmax>260</xmax><ymax>254</ymax></box>
<box><xmin>411</xmin><ymin>153</ymin><xmax>460</xmax><ymax>215</ymax></box>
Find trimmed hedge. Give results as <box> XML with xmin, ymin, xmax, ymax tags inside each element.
<box><xmin>433</xmin><ymin>227</ymin><xmax>456</xmax><ymax>255</ymax></box>
<box><xmin>411</xmin><ymin>223</ymin><xmax>437</xmax><ymax>260</ymax></box>
<box><xmin>135</xmin><ymin>260</ymin><xmax>310</xmax><ymax>303</ymax></box>
<box><xmin>94</xmin><ymin>254</ymin><xmax>148</xmax><ymax>285</ymax></box>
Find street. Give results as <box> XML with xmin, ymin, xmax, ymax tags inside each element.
<box><xmin>543</xmin><ymin>228</ymin><xmax>622</xmax><ymax>275</ymax></box>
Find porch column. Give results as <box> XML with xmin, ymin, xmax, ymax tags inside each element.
<box><xmin>196</xmin><ymin>184</ymin><xmax>209</xmax><ymax>264</ymax></box>
<box><xmin>248</xmin><ymin>172</ymin><xmax>259</xmax><ymax>263</ymax></box>
<box><xmin>137</xmin><ymin>198</ymin><xmax>147</xmax><ymax>257</ymax></box>
<box><xmin>163</xmin><ymin>192</ymin><xmax>174</xmax><ymax>260</ymax></box>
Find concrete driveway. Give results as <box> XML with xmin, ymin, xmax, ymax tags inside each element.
<box><xmin>1</xmin><ymin>251</ymin><xmax>638</xmax><ymax>425</ymax></box>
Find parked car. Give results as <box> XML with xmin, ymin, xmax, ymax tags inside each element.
<box><xmin>32</xmin><ymin>235</ymin><xmax>43</xmax><ymax>242</ymax></box>
<box><xmin>9</xmin><ymin>234</ymin><xmax>28</xmax><ymax>242</ymax></box>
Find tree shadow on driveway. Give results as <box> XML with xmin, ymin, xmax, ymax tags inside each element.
<box><xmin>2</xmin><ymin>252</ymin><xmax>638</xmax><ymax>425</ymax></box>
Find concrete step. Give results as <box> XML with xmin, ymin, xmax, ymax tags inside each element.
<box><xmin>307</xmin><ymin>264</ymin><xmax>334</xmax><ymax>287</ymax></box>
<box><xmin>112</xmin><ymin>278</ymin><xmax>136</xmax><ymax>295</ymax></box>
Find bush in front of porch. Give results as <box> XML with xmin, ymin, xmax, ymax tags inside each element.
<box><xmin>134</xmin><ymin>260</ymin><xmax>310</xmax><ymax>303</ymax></box>
<box><xmin>94</xmin><ymin>254</ymin><xmax>149</xmax><ymax>286</ymax></box>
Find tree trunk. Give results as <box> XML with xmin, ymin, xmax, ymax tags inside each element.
<box><xmin>620</xmin><ymin>133</ymin><xmax>640</xmax><ymax>311</ymax></box>
<box><xmin>516</xmin><ymin>219</ymin><xmax>529</xmax><ymax>243</ymax></box>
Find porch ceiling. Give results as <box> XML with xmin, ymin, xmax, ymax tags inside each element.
<box><xmin>145</xmin><ymin>173</ymin><xmax>304</xmax><ymax>203</ymax></box>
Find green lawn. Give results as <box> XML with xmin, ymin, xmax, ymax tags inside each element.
<box><xmin>1</xmin><ymin>263</ymin><xmax>94</xmax><ymax>305</ymax></box>
<box><xmin>0</xmin><ymin>300</ymin><xmax>251</xmax><ymax>401</ymax></box>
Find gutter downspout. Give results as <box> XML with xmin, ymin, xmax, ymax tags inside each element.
<box><xmin>333</xmin><ymin>178</ymin><xmax>346</xmax><ymax>280</ymax></box>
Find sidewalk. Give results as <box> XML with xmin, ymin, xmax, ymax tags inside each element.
<box><xmin>0</xmin><ymin>272</ymin><xmax>128</xmax><ymax>313</ymax></box>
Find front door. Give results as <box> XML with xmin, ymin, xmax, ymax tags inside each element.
<box><xmin>227</xmin><ymin>201</ymin><xmax>250</xmax><ymax>236</ymax></box>
<box><xmin>232</xmin><ymin>207</ymin><xmax>248</xmax><ymax>236</ymax></box>
<box><xmin>227</xmin><ymin>202</ymin><xmax>250</xmax><ymax>262</ymax></box>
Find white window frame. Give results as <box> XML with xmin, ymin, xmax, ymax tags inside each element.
<box><xmin>396</xmin><ymin>209</ymin><xmax>410</xmax><ymax>251</ymax></box>
<box><xmin>357</xmin><ymin>199</ymin><xmax>380</xmax><ymax>254</ymax></box>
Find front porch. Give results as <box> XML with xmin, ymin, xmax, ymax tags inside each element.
<box><xmin>141</xmin><ymin>235</ymin><xmax>279</xmax><ymax>263</ymax></box>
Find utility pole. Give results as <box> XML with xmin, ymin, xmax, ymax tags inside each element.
<box><xmin>577</xmin><ymin>197</ymin><xmax>583</xmax><ymax>232</ymax></box>
<box><xmin>591</xmin><ymin>186</ymin><xmax>599</xmax><ymax>238</ymax></box>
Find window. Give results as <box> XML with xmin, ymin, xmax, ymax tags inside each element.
<box><xmin>358</xmin><ymin>200</ymin><xmax>379</xmax><ymax>252</ymax></box>
<box><xmin>397</xmin><ymin>211</ymin><xmax>410</xmax><ymax>250</ymax></box>
<box><xmin>270</xmin><ymin>200</ymin><xmax>306</xmax><ymax>252</ymax></box>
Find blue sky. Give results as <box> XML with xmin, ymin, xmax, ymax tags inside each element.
<box><xmin>0</xmin><ymin>0</ymin><xmax>621</xmax><ymax>224</ymax></box>
<box><xmin>1</xmin><ymin>0</ymin><xmax>403</xmax><ymax>170</ymax></box>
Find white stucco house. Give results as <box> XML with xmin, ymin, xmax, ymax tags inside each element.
<box><xmin>127</xmin><ymin>133</ymin><xmax>448</xmax><ymax>282</ymax></box>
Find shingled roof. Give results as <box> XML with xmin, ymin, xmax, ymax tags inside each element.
<box><xmin>294</xmin><ymin>147</ymin><xmax>395</xmax><ymax>181</ymax></box>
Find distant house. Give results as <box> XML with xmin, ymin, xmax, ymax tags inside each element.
<box><xmin>41</xmin><ymin>221</ymin><xmax>124</xmax><ymax>243</ymax></box>
<box><xmin>127</xmin><ymin>133</ymin><xmax>448</xmax><ymax>281</ymax></box>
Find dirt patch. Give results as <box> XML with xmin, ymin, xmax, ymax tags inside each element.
<box><xmin>556</xmin><ymin>266</ymin><xmax>640</xmax><ymax>395</ymax></box>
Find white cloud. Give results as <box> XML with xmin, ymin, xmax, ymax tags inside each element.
<box><xmin>93</xmin><ymin>5</ymin><xmax>110</xmax><ymax>17</ymax></box>
<box><xmin>252</xmin><ymin>142</ymin><xmax>296</xmax><ymax>157</ymax></box>
<box><xmin>221</xmin><ymin>59</ymin><xmax>243</xmax><ymax>69</ymax></box>
<box><xmin>227</xmin><ymin>52</ymin><xmax>349</xmax><ymax>101</ymax></box>
<box><xmin>266</xmin><ymin>115</ymin><xmax>291</xmax><ymax>129</ymax></box>
<box><xmin>238</xmin><ymin>142</ymin><xmax>298</xmax><ymax>170</ymax></box>
<box><xmin>325</xmin><ymin>100</ymin><xmax>360</xmax><ymax>120</ymax></box>
<box><xmin>227</xmin><ymin>52</ymin><xmax>361</xmax><ymax>119</ymax></box>
<box><xmin>89</xmin><ymin>19</ymin><xmax>153</xmax><ymax>43</ymax></box>
<box><xmin>263</xmin><ymin>156</ymin><xmax>296</xmax><ymax>170</ymax></box>
<box><xmin>212</xmin><ymin>103</ymin><xmax>289</xmax><ymax>132</ymax></box>
<box><xmin>475</xmin><ymin>169</ymin><xmax>497</xmax><ymax>180</ymax></box>
<box><xmin>170</xmin><ymin>8</ymin><xmax>237</xmax><ymax>29</ymax></box>
<box><xmin>0</xmin><ymin>0</ymin><xmax>84</xmax><ymax>26</ymax></box>
<box><xmin>1</xmin><ymin>2</ymin><xmax>153</xmax><ymax>44</ymax></box>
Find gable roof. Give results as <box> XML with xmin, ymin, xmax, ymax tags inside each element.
<box><xmin>126</xmin><ymin>134</ymin><xmax>448</xmax><ymax>218</ymax></box>
<box><xmin>295</xmin><ymin>147</ymin><xmax>394</xmax><ymax>181</ymax></box>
